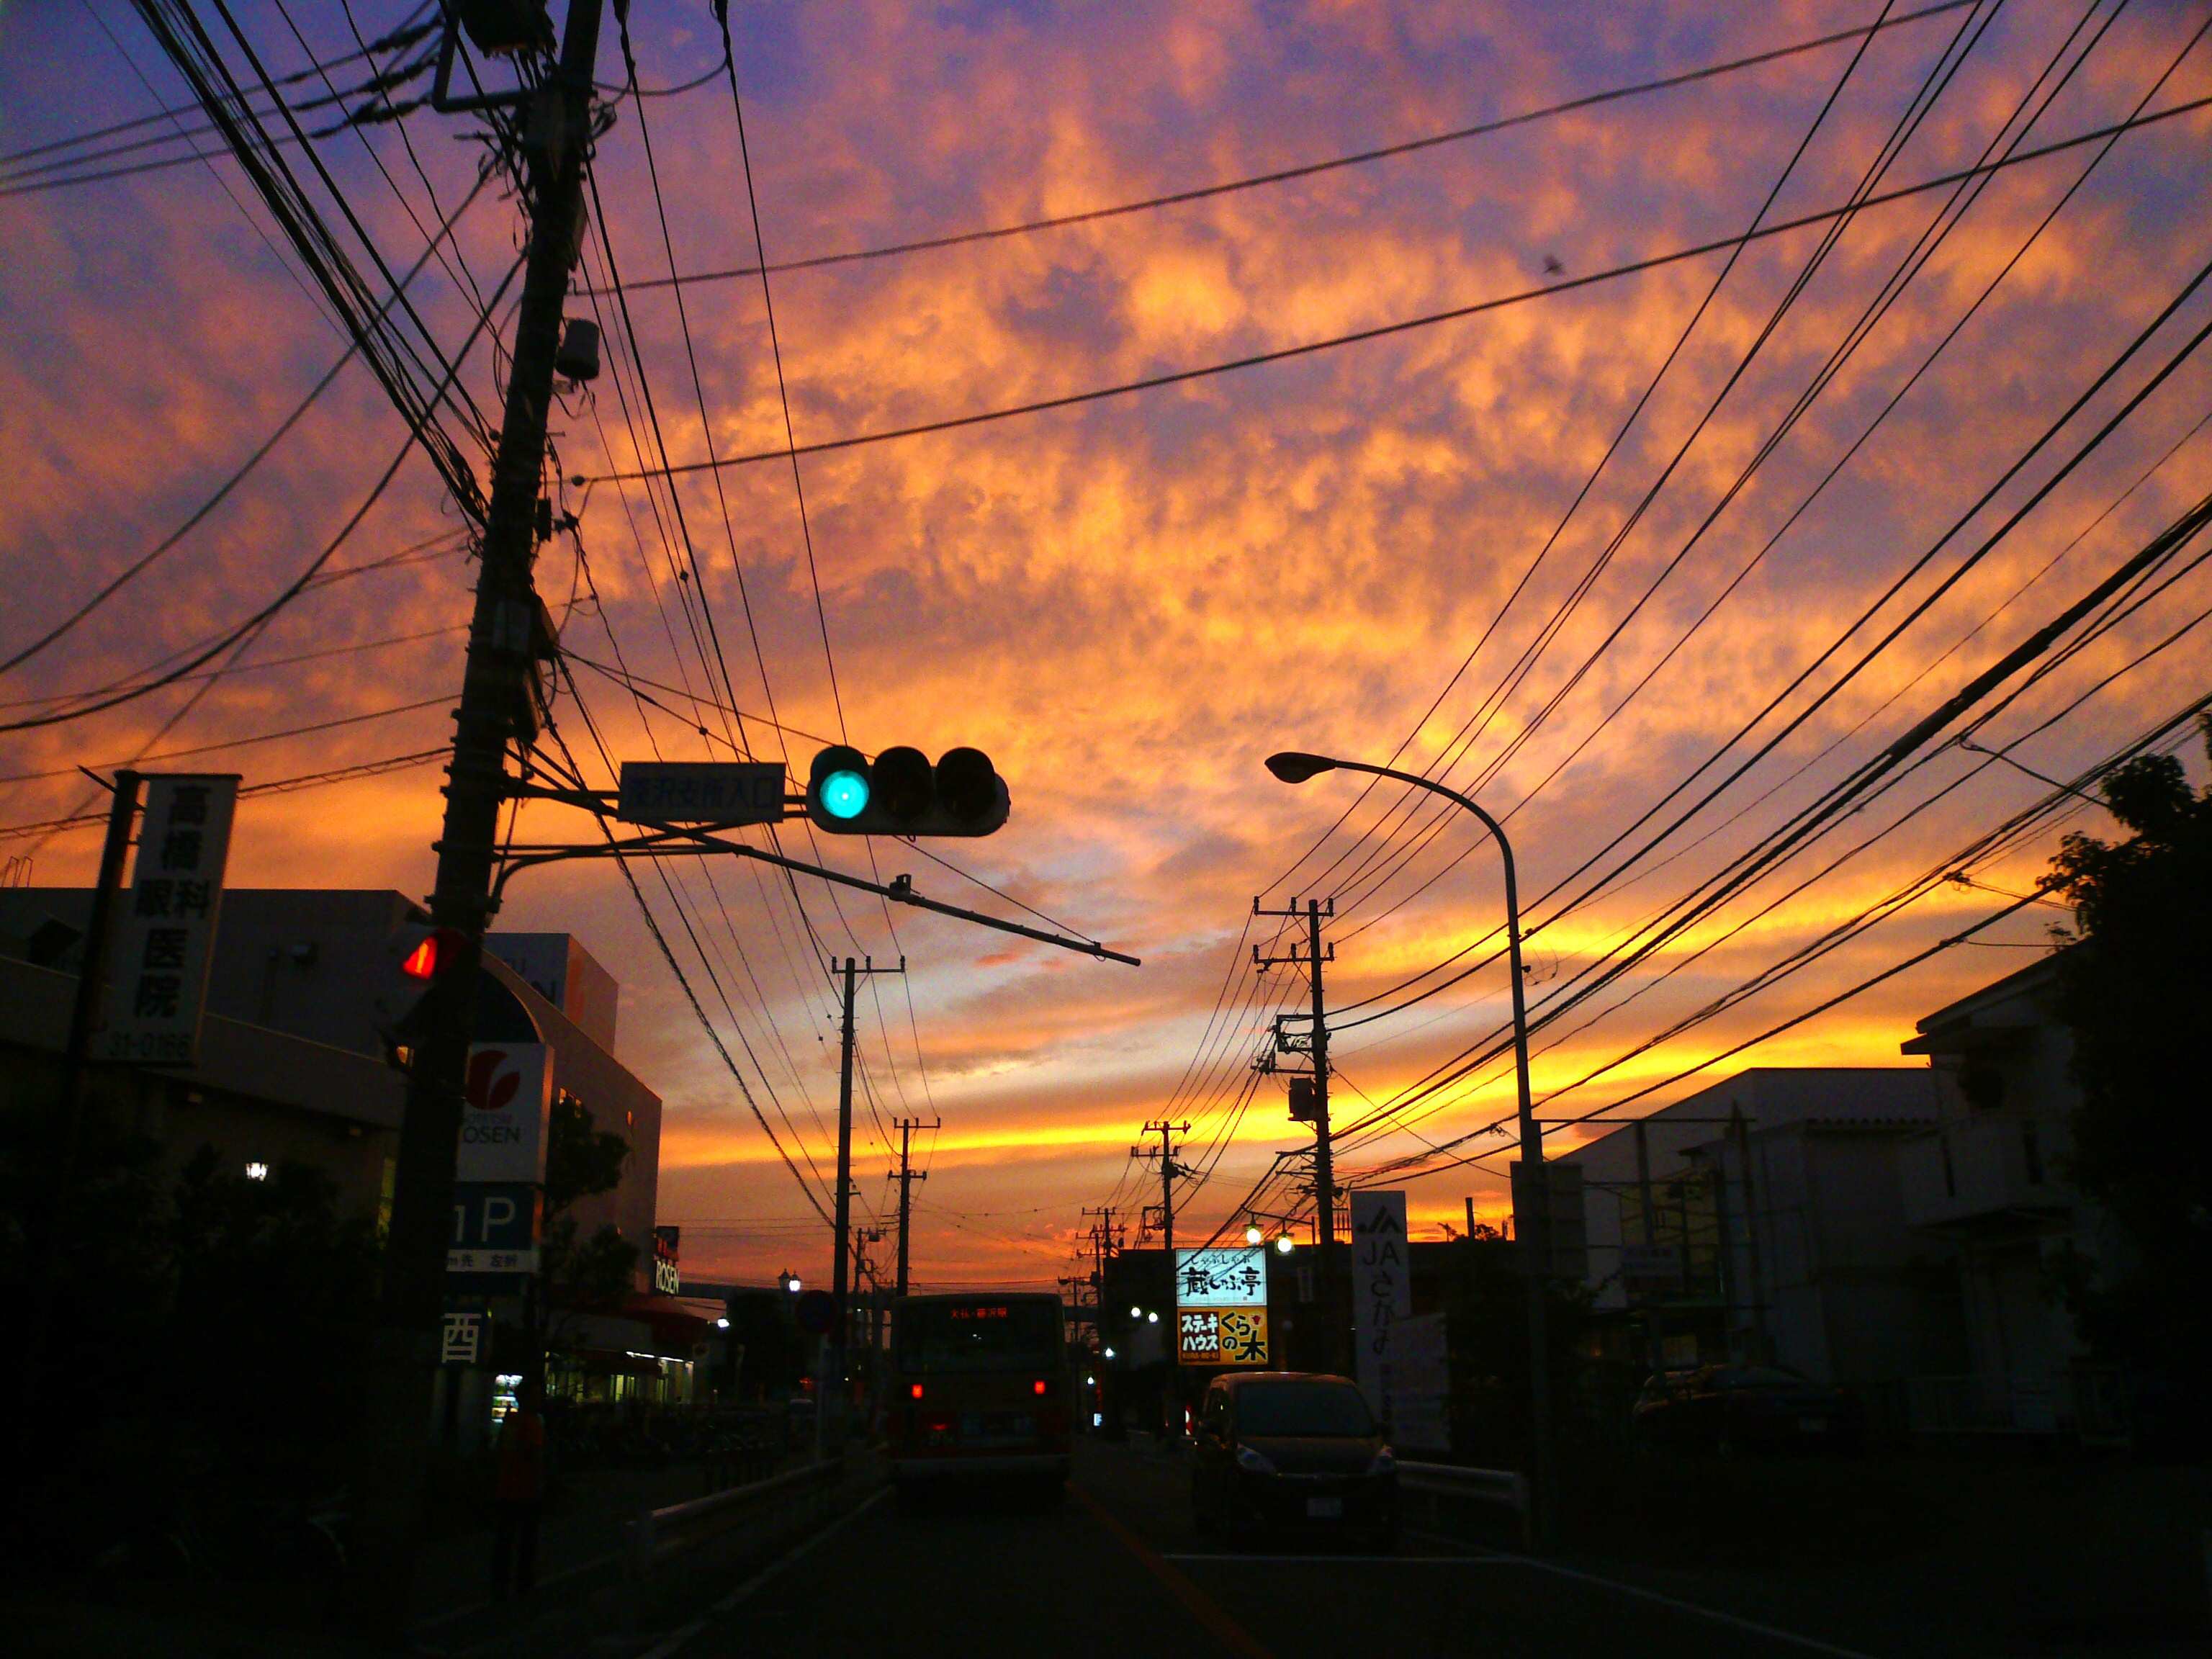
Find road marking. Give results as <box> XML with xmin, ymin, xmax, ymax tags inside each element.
<box><xmin>634</xmin><ymin>1488</ymin><xmax>890</xmax><ymax>1659</ymax></box>
<box><xmin>1167</xmin><ymin>1552</ymin><xmax>1506</xmax><ymax>1565</ymax></box>
<box><xmin>1072</xmin><ymin>1485</ymin><xmax>1276</xmax><ymax>1659</ymax></box>
<box><xmin>1407</xmin><ymin>1531</ymin><xmax>1883</xmax><ymax>1659</ymax></box>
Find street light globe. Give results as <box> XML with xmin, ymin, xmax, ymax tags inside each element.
<box><xmin>716</xmin><ymin>1316</ymin><xmax>730</xmax><ymax>1330</ymax></box>
<box><xmin>1244</xmin><ymin>1223</ymin><xmax>1263</xmax><ymax>1246</ymax></box>
<box><xmin>1274</xmin><ymin>1234</ymin><xmax>1295</xmax><ymax>1255</ymax></box>
<box><xmin>1130</xmin><ymin>1305</ymin><xmax>1143</xmax><ymax>1318</ymax></box>
<box><xmin>1104</xmin><ymin>1346</ymin><xmax>1116</xmax><ymax>1359</ymax></box>
<box><xmin>1147</xmin><ymin>1311</ymin><xmax>1159</xmax><ymax>1324</ymax></box>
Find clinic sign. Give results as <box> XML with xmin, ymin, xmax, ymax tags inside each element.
<box><xmin>457</xmin><ymin>1043</ymin><xmax>553</xmax><ymax>1183</ymax></box>
<box><xmin>1175</xmin><ymin>1246</ymin><xmax>1271</xmax><ymax>1367</ymax></box>
<box><xmin>99</xmin><ymin>774</ymin><xmax>238</xmax><ymax>1065</ymax></box>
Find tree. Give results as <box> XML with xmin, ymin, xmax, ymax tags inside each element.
<box><xmin>535</xmin><ymin>1094</ymin><xmax>637</xmax><ymax>1365</ymax></box>
<box><xmin>2046</xmin><ymin>720</ymin><xmax>2212</xmax><ymax>1429</ymax></box>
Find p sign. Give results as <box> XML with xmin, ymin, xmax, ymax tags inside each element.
<box><xmin>457</xmin><ymin>1043</ymin><xmax>553</xmax><ymax>1183</ymax></box>
<box><xmin>449</xmin><ymin>1182</ymin><xmax>540</xmax><ymax>1276</ymax></box>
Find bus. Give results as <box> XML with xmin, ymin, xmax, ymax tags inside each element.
<box><xmin>887</xmin><ymin>1292</ymin><xmax>1071</xmax><ymax>1504</ymax></box>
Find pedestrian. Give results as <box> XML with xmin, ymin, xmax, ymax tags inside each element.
<box><xmin>491</xmin><ymin>1377</ymin><xmax>547</xmax><ymax>1599</ymax></box>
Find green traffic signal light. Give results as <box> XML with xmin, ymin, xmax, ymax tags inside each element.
<box><xmin>820</xmin><ymin>768</ymin><xmax>870</xmax><ymax>819</ymax></box>
<box><xmin>804</xmin><ymin>743</ymin><xmax>1009</xmax><ymax>836</ymax></box>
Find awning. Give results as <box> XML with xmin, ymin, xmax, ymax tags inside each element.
<box><xmin>557</xmin><ymin>1346</ymin><xmax>664</xmax><ymax>1378</ymax></box>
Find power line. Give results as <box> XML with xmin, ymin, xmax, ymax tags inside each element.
<box><xmin>572</xmin><ymin>94</ymin><xmax>2212</xmax><ymax>486</ymax></box>
<box><xmin>582</xmin><ymin>0</ymin><xmax>1980</xmax><ymax>295</ymax></box>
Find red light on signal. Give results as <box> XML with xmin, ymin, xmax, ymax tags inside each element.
<box><xmin>400</xmin><ymin>938</ymin><xmax>438</xmax><ymax>980</ymax></box>
<box><xmin>1032</xmin><ymin>1379</ymin><xmax>1048</xmax><ymax>1397</ymax></box>
<box><xmin>909</xmin><ymin>1383</ymin><xmax>924</xmax><ymax>1401</ymax></box>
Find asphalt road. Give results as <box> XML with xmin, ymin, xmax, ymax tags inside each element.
<box><xmin>651</xmin><ymin>1437</ymin><xmax>1875</xmax><ymax>1659</ymax></box>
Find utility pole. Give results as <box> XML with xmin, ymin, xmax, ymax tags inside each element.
<box><xmin>19</xmin><ymin>770</ymin><xmax>139</xmax><ymax>1462</ymax></box>
<box><xmin>1256</xmin><ymin>896</ymin><xmax>1342</xmax><ymax>1372</ymax></box>
<box><xmin>893</xmin><ymin>1115</ymin><xmax>938</xmax><ymax>1297</ymax></box>
<box><xmin>1133</xmin><ymin>1120</ymin><xmax>1189</xmax><ymax>1431</ymax></box>
<box><xmin>830</xmin><ymin>956</ymin><xmax>901</xmax><ymax>1450</ymax></box>
<box><xmin>353</xmin><ymin>3</ymin><xmax>603</xmax><ymax>1626</ymax></box>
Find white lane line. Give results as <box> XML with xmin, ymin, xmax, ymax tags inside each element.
<box><xmin>1168</xmin><ymin>1552</ymin><xmax>1506</xmax><ymax>1565</ymax></box>
<box><xmin>1406</xmin><ymin>1532</ymin><xmax>1882</xmax><ymax>1659</ymax></box>
<box><xmin>634</xmin><ymin>1488</ymin><xmax>891</xmax><ymax>1659</ymax></box>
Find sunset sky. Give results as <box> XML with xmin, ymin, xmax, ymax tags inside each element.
<box><xmin>4</xmin><ymin>1</ymin><xmax>2209</xmax><ymax>1295</ymax></box>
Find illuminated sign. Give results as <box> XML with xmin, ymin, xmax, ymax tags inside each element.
<box><xmin>1174</xmin><ymin>1246</ymin><xmax>1267</xmax><ymax>1308</ymax></box>
<box><xmin>653</xmin><ymin>1225</ymin><xmax>681</xmax><ymax>1295</ymax></box>
<box><xmin>1177</xmin><ymin>1308</ymin><xmax>1269</xmax><ymax>1367</ymax></box>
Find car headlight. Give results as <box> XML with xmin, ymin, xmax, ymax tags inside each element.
<box><xmin>1367</xmin><ymin>1447</ymin><xmax>1396</xmax><ymax>1475</ymax></box>
<box><xmin>1234</xmin><ymin>1444</ymin><xmax>1275</xmax><ymax>1474</ymax></box>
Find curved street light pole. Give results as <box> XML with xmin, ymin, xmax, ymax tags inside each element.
<box><xmin>1265</xmin><ymin>751</ymin><xmax>1553</xmax><ymax>1546</ymax></box>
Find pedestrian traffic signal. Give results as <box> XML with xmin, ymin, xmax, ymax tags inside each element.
<box><xmin>804</xmin><ymin>745</ymin><xmax>1009</xmax><ymax>836</ymax></box>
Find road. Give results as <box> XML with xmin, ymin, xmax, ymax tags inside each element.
<box><xmin>648</xmin><ymin>1437</ymin><xmax>1874</xmax><ymax>1659</ymax></box>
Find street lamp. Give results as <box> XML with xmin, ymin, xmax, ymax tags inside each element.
<box><xmin>1265</xmin><ymin>748</ymin><xmax>1555</xmax><ymax>1546</ymax></box>
<box><xmin>1274</xmin><ymin>1233</ymin><xmax>1295</xmax><ymax>1256</ymax></box>
<box><xmin>781</xmin><ymin>1269</ymin><xmax>801</xmax><ymax>1295</ymax></box>
<box><xmin>1244</xmin><ymin>1221</ymin><xmax>1264</xmax><ymax>1246</ymax></box>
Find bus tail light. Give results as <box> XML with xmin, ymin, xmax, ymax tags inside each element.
<box><xmin>1032</xmin><ymin>1379</ymin><xmax>1048</xmax><ymax>1396</ymax></box>
<box><xmin>909</xmin><ymin>1382</ymin><xmax>925</xmax><ymax>1400</ymax></box>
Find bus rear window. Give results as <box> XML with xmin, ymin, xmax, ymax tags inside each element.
<box><xmin>897</xmin><ymin>1300</ymin><xmax>1062</xmax><ymax>1374</ymax></box>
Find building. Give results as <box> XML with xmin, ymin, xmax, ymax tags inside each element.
<box><xmin>0</xmin><ymin>886</ymin><xmax>700</xmax><ymax>1433</ymax></box>
<box><xmin>1560</xmin><ymin>1067</ymin><xmax>1955</xmax><ymax>1393</ymax></box>
<box><xmin>1899</xmin><ymin>953</ymin><xmax>2122</xmax><ymax>1438</ymax></box>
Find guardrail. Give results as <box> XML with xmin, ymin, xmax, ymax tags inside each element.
<box><xmin>626</xmin><ymin>1456</ymin><xmax>844</xmax><ymax>1577</ymax></box>
<box><xmin>1397</xmin><ymin>1460</ymin><xmax>1532</xmax><ymax>1550</ymax></box>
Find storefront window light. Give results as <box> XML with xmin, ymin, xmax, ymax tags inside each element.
<box><xmin>244</xmin><ymin>1161</ymin><xmax>269</xmax><ymax>1182</ymax></box>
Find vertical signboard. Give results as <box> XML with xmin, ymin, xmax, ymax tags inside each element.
<box><xmin>652</xmin><ymin>1226</ymin><xmax>681</xmax><ymax>1295</ymax></box>
<box><xmin>457</xmin><ymin>1045</ymin><xmax>553</xmax><ymax>1182</ymax></box>
<box><xmin>1350</xmin><ymin>1191</ymin><xmax>1411</xmax><ymax>1416</ymax></box>
<box><xmin>1389</xmin><ymin>1311</ymin><xmax>1452</xmax><ymax>1452</ymax></box>
<box><xmin>99</xmin><ymin>773</ymin><xmax>238</xmax><ymax>1065</ymax></box>
<box><xmin>449</xmin><ymin>1044</ymin><xmax>552</xmax><ymax>1279</ymax></box>
<box><xmin>1174</xmin><ymin>1246</ymin><xmax>1271</xmax><ymax>1366</ymax></box>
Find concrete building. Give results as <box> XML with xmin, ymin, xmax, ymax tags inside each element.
<box><xmin>1899</xmin><ymin>953</ymin><xmax>2122</xmax><ymax>1438</ymax></box>
<box><xmin>1560</xmin><ymin>1068</ymin><xmax>1955</xmax><ymax>1392</ymax></box>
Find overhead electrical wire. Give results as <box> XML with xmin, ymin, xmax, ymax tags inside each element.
<box><xmin>575</xmin><ymin>94</ymin><xmax>2212</xmax><ymax>488</ymax></box>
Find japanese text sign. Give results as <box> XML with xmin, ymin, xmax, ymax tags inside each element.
<box><xmin>1174</xmin><ymin>1246</ymin><xmax>1267</xmax><ymax>1309</ymax></box>
<box><xmin>616</xmin><ymin>761</ymin><xmax>786</xmax><ymax>826</ymax></box>
<box><xmin>1350</xmin><ymin>1191</ymin><xmax>1411</xmax><ymax>1415</ymax></box>
<box><xmin>99</xmin><ymin>774</ymin><xmax>238</xmax><ymax>1065</ymax></box>
<box><xmin>1177</xmin><ymin>1307</ymin><xmax>1269</xmax><ymax>1367</ymax></box>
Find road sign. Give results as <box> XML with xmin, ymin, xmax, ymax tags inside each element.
<box><xmin>99</xmin><ymin>773</ymin><xmax>238</xmax><ymax>1065</ymax></box>
<box><xmin>617</xmin><ymin>760</ymin><xmax>786</xmax><ymax>826</ymax></box>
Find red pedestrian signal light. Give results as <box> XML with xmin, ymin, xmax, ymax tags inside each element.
<box><xmin>400</xmin><ymin>937</ymin><xmax>439</xmax><ymax>980</ymax></box>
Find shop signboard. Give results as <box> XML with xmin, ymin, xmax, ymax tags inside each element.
<box><xmin>457</xmin><ymin>1043</ymin><xmax>553</xmax><ymax>1183</ymax></box>
<box><xmin>652</xmin><ymin>1226</ymin><xmax>681</xmax><ymax>1295</ymax></box>
<box><xmin>1173</xmin><ymin>1244</ymin><xmax>1271</xmax><ymax>1367</ymax></box>
<box><xmin>1174</xmin><ymin>1246</ymin><xmax>1267</xmax><ymax>1308</ymax></box>
<box><xmin>1176</xmin><ymin>1307</ymin><xmax>1269</xmax><ymax>1367</ymax></box>
<box><xmin>1351</xmin><ymin>1190</ymin><xmax>1411</xmax><ymax>1416</ymax></box>
<box><xmin>99</xmin><ymin>773</ymin><xmax>238</xmax><ymax>1065</ymax></box>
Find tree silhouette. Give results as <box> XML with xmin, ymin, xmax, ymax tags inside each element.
<box><xmin>2046</xmin><ymin>717</ymin><xmax>2212</xmax><ymax>1432</ymax></box>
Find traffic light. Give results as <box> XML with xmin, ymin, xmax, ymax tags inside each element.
<box><xmin>377</xmin><ymin>918</ymin><xmax>464</xmax><ymax>1071</ymax></box>
<box><xmin>804</xmin><ymin>745</ymin><xmax>1010</xmax><ymax>836</ymax></box>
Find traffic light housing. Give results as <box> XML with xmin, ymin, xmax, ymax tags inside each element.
<box><xmin>805</xmin><ymin>745</ymin><xmax>1010</xmax><ymax>836</ymax></box>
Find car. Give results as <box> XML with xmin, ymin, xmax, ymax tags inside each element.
<box><xmin>1630</xmin><ymin>1364</ymin><xmax>1862</xmax><ymax>1455</ymax></box>
<box><xmin>1190</xmin><ymin>1371</ymin><xmax>1398</xmax><ymax>1547</ymax></box>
